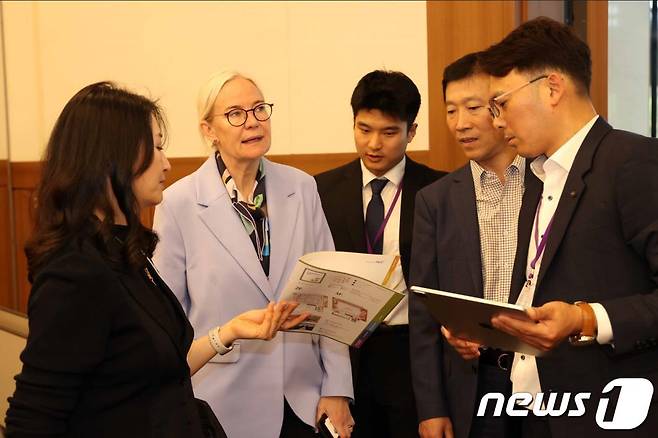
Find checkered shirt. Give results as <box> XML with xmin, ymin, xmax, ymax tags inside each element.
<box><xmin>470</xmin><ymin>155</ymin><xmax>525</xmax><ymax>303</ymax></box>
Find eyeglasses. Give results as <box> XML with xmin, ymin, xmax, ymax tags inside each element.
<box><xmin>210</xmin><ymin>103</ymin><xmax>274</xmax><ymax>127</ymax></box>
<box><xmin>488</xmin><ymin>75</ymin><xmax>548</xmax><ymax>118</ymax></box>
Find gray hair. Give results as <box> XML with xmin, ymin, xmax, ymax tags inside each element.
<box><xmin>197</xmin><ymin>70</ymin><xmax>261</xmax><ymax>148</ymax></box>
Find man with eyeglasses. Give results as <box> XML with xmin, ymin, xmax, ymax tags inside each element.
<box><xmin>470</xmin><ymin>17</ymin><xmax>658</xmax><ymax>438</ymax></box>
<box><xmin>315</xmin><ymin>70</ymin><xmax>445</xmax><ymax>438</ymax></box>
<box><xmin>409</xmin><ymin>52</ymin><xmax>540</xmax><ymax>438</ymax></box>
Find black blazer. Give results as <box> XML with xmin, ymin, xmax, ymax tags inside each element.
<box><xmin>315</xmin><ymin>156</ymin><xmax>446</xmax><ymax>285</ymax></box>
<box><xmin>408</xmin><ymin>161</ymin><xmax>541</xmax><ymax>438</ymax></box>
<box><xmin>508</xmin><ymin>118</ymin><xmax>658</xmax><ymax>437</ymax></box>
<box><xmin>5</xmin><ymin>232</ymin><xmax>223</xmax><ymax>437</ymax></box>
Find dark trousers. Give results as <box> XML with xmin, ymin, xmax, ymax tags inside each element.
<box><xmin>469</xmin><ymin>362</ymin><xmax>518</xmax><ymax>438</ymax></box>
<box><xmin>352</xmin><ymin>324</ymin><xmax>418</xmax><ymax>438</ymax></box>
<box><xmin>280</xmin><ymin>398</ymin><xmax>316</xmax><ymax>438</ymax></box>
<box><xmin>518</xmin><ymin>412</ymin><xmax>551</xmax><ymax>438</ymax></box>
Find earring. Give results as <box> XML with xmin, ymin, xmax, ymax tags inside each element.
<box><xmin>212</xmin><ymin>139</ymin><xmax>218</xmax><ymax>146</ymax></box>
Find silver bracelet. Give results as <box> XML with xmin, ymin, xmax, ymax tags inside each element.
<box><xmin>208</xmin><ymin>326</ymin><xmax>233</xmax><ymax>355</ymax></box>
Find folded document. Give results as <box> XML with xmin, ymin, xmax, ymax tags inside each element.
<box><xmin>280</xmin><ymin>251</ymin><xmax>404</xmax><ymax>347</ymax></box>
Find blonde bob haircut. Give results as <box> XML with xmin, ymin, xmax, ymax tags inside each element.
<box><xmin>197</xmin><ymin>70</ymin><xmax>260</xmax><ymax>148</ymax></box>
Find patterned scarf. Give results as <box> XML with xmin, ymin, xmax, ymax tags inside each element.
<box><xmin>215</xmin><ymin>152</ymin><xmax>270</xmax><ymax>276</ymax></box>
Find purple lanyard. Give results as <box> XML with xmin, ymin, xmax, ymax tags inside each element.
<box><xmin>527</xmin><ymin>196</ymin><xmax>555</xmax><ymax>284</ymax></box>
<box><xmin>365</xmin><ymin>181</ymin><xmax>403</xmax><ymax>254</ymax></box>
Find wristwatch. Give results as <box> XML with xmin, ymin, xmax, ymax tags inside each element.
<box><xmin>568</xmin><ymin>301</ymin><xmax>597</xmax><ymax>346</ymax></box>
<box><xmin>208</xmin><ymin>326</ymin><xmax>234</xmax><ymax>355</ymax></box>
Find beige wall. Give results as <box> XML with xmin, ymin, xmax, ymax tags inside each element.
<box><xmin>2</xmin><ymin>1</ymin><xmax>428</xmax><ymax>162</ymax></box>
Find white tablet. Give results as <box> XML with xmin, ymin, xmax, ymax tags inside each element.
<box><xmin>411</xmin><ymin>286</ymin><xmax>545</xmax><ymax>356</ymax></box>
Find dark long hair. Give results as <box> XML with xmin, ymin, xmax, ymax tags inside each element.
<box><xmin>25</xmin><ymin>81</ymin><xmax>166</xmax><ymax>280</ymax></box>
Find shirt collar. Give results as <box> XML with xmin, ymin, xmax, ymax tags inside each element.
<box><xmin>215</xmin><ymin>152</ymin><xmax>265</xmax><ymax>203</ymax></box>
<box><xmin>469</xmin><ymin>154</ymin><xmax>526</xmax><ymax>195</ymax></box>
<box><xmin>530</xmin><ymin>115</ymin><xmax>599</xmax><ymax>181</ymax></box>
<box><xmin>361</xmin><ymin>155</ymin><xmax>406</xmax><ymax>189</ymax></box>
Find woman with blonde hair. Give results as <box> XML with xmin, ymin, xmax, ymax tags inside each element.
<box><xmin>152</xmin><ymin>71</ymin><xmax>354</xmax><ymax>438</ymax></box>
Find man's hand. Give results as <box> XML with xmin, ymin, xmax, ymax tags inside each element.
<box><xmin>316</xmin><ymin>396</ymin><xmax>354</xmax><ymax>438</ymax></box>
<box><xmin>419</xmin><ymin>417</ymin><xmax>454</xmax><ymax>438</ymax></box>
<box><xmin>491</xmin><ymin>301</ymin><xmax>584</xmax><ymax>351</ymax></box>
<box><xmin>441</xmin><ymin>326</ymin><xmax>481</xmax><ymax>360</ymax></box>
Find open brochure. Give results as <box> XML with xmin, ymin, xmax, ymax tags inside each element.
<box><xmin>280</xmin><ymin>251</ymin><xmax>404</xmax><ymax>347</ymax></box>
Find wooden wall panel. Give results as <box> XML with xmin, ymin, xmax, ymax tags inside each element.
<box><xmin>164</xmin><ymin>151</ymin><xmax>429</xmax><ymax>187</ymax></box>
<box><xmin>0</xmin><ymin>188</ymin><xmax>11</xmax><ymax>309</ymax></box>
<box><xmin>0</xmin><ymin>160</ymin><xmax>14</xmax><ymax>310</ymax></box>
<box><xmin>0</xmin><ymin>160</ymin><xmax>7</xmax><ymax>187</ymax></box>
<box><xmin>587</xmin><ymin>1</ymin><xmax>608</xmax><ymax>119</ymax></box>
<box><xmin>12</xmin><ymin>189</ymin><xmax>35</xmax><ymax>314</ymax></box>
<box><xmin>426</xmin><ymin>1</ymin><xmax>519</xmax><ymax>172</ymax></box>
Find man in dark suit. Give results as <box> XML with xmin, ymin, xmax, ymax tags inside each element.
<box><xmin>469</xmin><ymin>17</ymin><xmax>658</xmax><ymax>437</ymax></box>
<box><xmin>408</xmin><ymin>53</ymin><xmax>538</xmax><ymax>438</ymax></box>
<box><xmin>315</xmin><ymin>70</ymin><xmax>445</xmax><ymax>438</ymax></box>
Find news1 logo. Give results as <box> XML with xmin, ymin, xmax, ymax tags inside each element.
<box><xmin>477</xmin><ymin>378</ymin><xmax>654</xmax><ymax>430</ymax></box>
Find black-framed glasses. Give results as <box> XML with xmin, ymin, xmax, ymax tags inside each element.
<box><xmin>488</xmin><ymin>75</ymin><xmax>548</xmax><ymax>118</ymax></box>
<box><xmin>218</xmin><ymin>103</ymin><xmax>274</xmax><ymax>127</ymax></box>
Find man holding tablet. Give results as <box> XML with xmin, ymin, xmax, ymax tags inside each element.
<box><xmin>476</xmin><ymin>17</ymin><xmax>658</xmax><ymax>437</ymax></box>
<box><xmin>409</xmin><ymin>53</ymin><xmax>539</xmax><ymax>438</ymax></box>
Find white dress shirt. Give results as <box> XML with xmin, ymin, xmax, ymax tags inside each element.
<box><xmin>511</xmin><ymin>115</ymin><xmax>614</xmax><ymax>407</ymax></box>
<box><xmin>361</xmin><ymin>156</ymin><xmax>407</xmax><ymax>325</ymax></box>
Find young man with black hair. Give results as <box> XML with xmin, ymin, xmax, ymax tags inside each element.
<box><xmin>315</xmin><ymin>70</ymin><xmax>445</xmax><ymax>438</ymax></box>
<box><xmin>471</xmin><ymin>17</ymin><xmax>658</xmax><ymax>437</ymax></box>
<box><xmin>409</xmin><ymin>53</ymin><xmax>538</xmax><ymax>438</ymax></box>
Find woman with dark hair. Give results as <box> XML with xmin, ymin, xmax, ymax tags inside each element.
<box><xmin>5</xmin><ymin>82</ymin><xmax>304</xmax><ymax>437</ymax></box>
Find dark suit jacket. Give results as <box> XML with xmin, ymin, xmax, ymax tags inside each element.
<box><xmin>408</xmin><ymin>161</ymin><xmax>541</xmax><ymax>438</ymax></box>
<box><xmin>507</xmin><ymin>118</ymin><xmax>658</xmax><ymax>436</ymax></box>
<box><xmin>315</xmin><ymin>156</ymin><xmax>444</xmax><ymax>401</ymax></box>
<box><xmin>6</xmin><ymin>230</ymin><xmax>222</xmax><ymax>437</ymax></box>
<box><xmin>315</xmin><ymin>156</ymin><xmax>446</xmax><ymax>285</ymax></box>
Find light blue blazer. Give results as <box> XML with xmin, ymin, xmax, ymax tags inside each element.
<box><xmin>152</xmin><ymin>155</ymin><xmax>353</xmax><ymax>438</ymax></box>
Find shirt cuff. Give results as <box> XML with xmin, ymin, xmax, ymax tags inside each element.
<box><xmin>591</xmin><ymin>302</ymin><xmax>614</xmax><ymax>345</ymax></box>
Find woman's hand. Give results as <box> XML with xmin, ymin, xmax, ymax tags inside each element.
<box><xmin>316</xmin><ymin>396</ymin><xmax>354</xmax><ymax>438</ymax></box>
<box><xmin>219</xmin><ymin>301</ymin><xmax>309</xmax><ymax>345</ymax></box>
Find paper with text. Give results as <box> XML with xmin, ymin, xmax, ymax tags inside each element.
<box><xmin>281</xmin><ymin>251</ymin><xmax>404</xmax><ymax>347</ymax></box>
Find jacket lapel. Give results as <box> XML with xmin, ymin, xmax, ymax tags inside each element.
<box><xmin>148</xmin><ymin>258</ymin><xmax>194</xmax><ymax>347</ymax></box>
<box><xmin>535</xmin><ymin>118</ymin><xmax>612</xmax><ymax>287</ymax></box>
<box><xmin>399</xmin><ymin>158</ymin><xmax>419</xmax><ymax>262</ymax></box>
<box><xmin>509</xmin><ymin>163</ymin><xmax>542</xmax><ymax>304</ymax></box>
<box><xmin>117</xmin><ymin>270</ymin><xmax>188</xmax><ymax>360</ymax></box>
<box><xmin>450</xmin><ymin>165</ymin><xmax>484</xmax><ymax>297</ymax></box>
<box><xmin>264</xmin><ymin>159</ymin><xmax>300</xmax><ymax>295</ymax></box>
<box><xmin>340</xmin><ymin>160</ymin><xmax>367</xmax><ymax>253</ymax></box>
<box><xmin>195</xmin><ymin>156</ymin><xmax>274</xmax><ymax>301</ymax></box>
